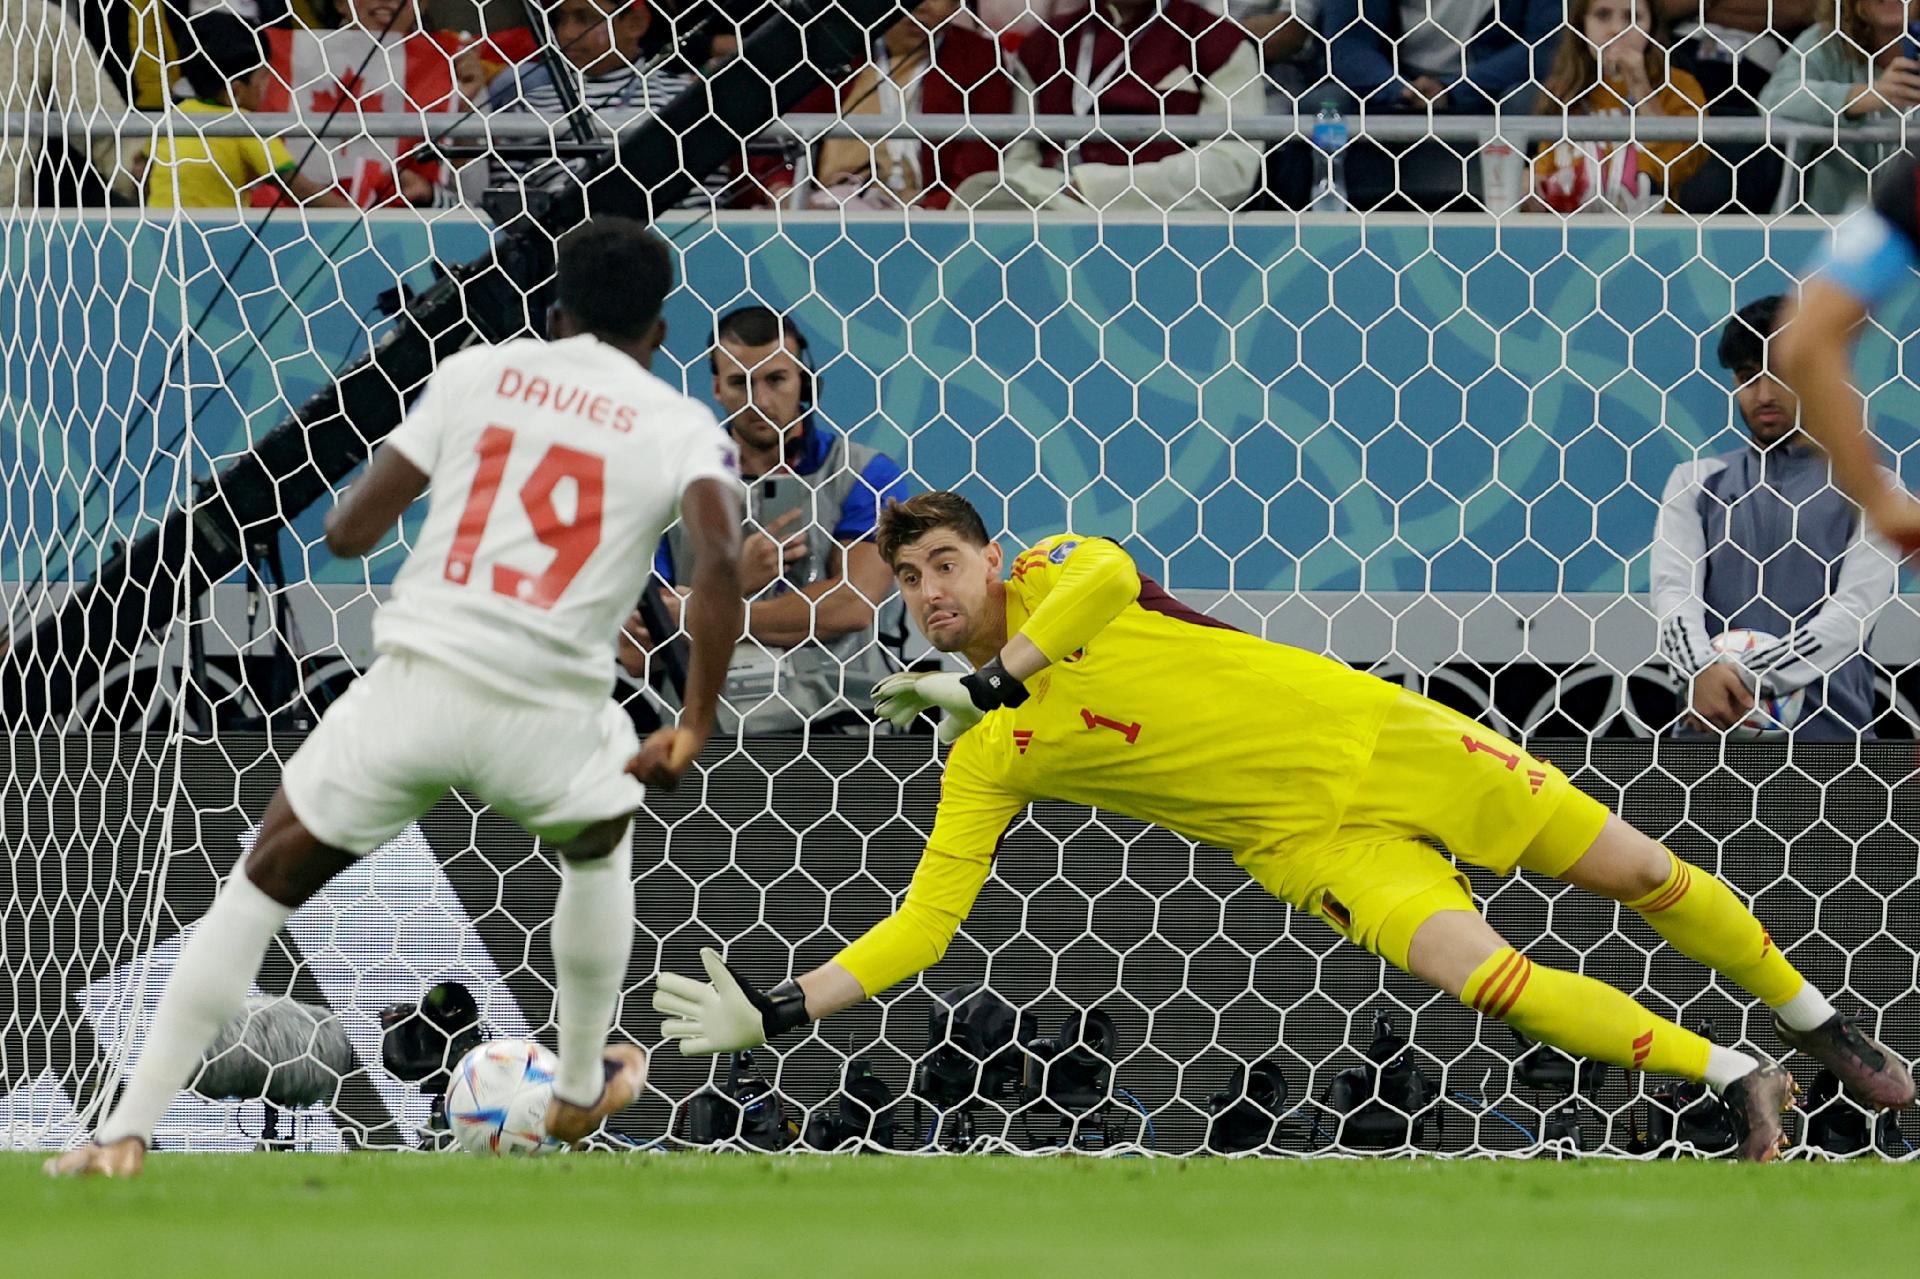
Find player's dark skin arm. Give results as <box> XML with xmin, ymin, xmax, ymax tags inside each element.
<box><xmin>628</xmin><ymin>477</ymin><xmax>744</xmax><ymax>788</ymax></box>
<box><xmin>1777</xmin><ymin>280</ymin><xmax>1920</xmax><ymax>550</ymax></box>
<box><xmin>323</xmin><ymin>446</ymin><xmax>430</xmax><ymax>559</ymax></box>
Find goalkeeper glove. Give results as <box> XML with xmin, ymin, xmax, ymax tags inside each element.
<box><xmin>873</xmin><ymin>658</ymin><xmax>1029</xmax><ymax>745</ymax></box>
<box><xmin>651</xmin><ymin>947</ymin><xmax>809</xmax><ymax>1056</ymax></box>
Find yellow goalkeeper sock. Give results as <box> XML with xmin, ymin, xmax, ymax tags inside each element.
<box><xmin>1629</xmin><ymin>851</ymin><xmax>1808</xmax><ymax>1009</ymax></box>
<box><xmin>1462</xmin><ymin>946</ymin><xmax>1712</xmax><ymax>1081</ymax></box>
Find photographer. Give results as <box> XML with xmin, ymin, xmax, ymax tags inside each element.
<box><xmin>623</xmin><ymin>307</ymin><xmax>908</xmax><ymax>733</ymax></box>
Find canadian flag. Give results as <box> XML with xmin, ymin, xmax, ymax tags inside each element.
<box><xmin>254</xmin><ymin>26</ymin><xmax>470</xmax><ymax>207</ymax></box>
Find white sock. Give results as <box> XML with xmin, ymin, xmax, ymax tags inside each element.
<box><xmin>1771</xmin><ymin>981</ymin><xmax>1837</xmax><ymax>1033</ymax></box>
<box><xmin>551</xmin><ymin>828</ymin><xmax>634</xmax><ymax>1107</ymax></box>
<box><xmin>1704</xmin><ymin>1044</ymin><xmax>1763</xmax><ymax>1092</ymax></box>
<box><xmin>96</xmin><ymin>870</ymin><xmax>292</xmax><ymax>1145</ymax></box>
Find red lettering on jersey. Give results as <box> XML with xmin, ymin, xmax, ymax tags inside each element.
<box><xmin>588</xmin><ymin>395</ymin><xmax>611</xmax><ymax>425</ymax></box>
<box><xmin>442</xmin><ymin>426</ymin><xmax>606</xmax><ymax>609</ymax></box>
<box><xmin>1079</xmin><ymin>708</ymin><xmax>1141</xmax><ymax>745</ymax></box>
<box><xmin>496</xmin><ymin>367</ymin><xmax>523</xmax><ymax>398</ymax></box>
<box><xmin>613</xmin><ymin>404</ymin><xmax>636</xmax><ymax>433</ymax></box>
<box><xmin>552</xmin><ymin>385</ymin><xmax>581</xmax><ymax>415</ymax></box>
<box><xmin>523</xmin><ymin>377</ymin><xmax>551</xmax><ymax>408</ymax></box>
<box><xmin>443</xmin><ymin>425</ymin><xmax>513</xmax><ymax>586</ymax></box>
<box><xmin>1461</xmin><ymin>735</ymin><xmax>1520</xmax><ymax>771</ymax></box>
<box><xmin>492</xmin><ymin>444</ymin><xmax>606</xmax><ymax>609</ymax></box>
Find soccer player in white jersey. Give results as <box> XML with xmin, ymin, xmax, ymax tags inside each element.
<box><xmin>46</xmin><ymin>218</ymin><xmax>745</xmax><ymax>1177</ymax></box>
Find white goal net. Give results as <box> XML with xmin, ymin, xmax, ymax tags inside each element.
<box><xmin>2</xmin><ymin>0</ymin><xmax>1917</xmax><ymax>1159</ymax></box>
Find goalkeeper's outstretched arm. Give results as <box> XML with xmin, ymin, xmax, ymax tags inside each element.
<box><xmin>653</xmin><ymin>742</ymin><xmax>1024</xmax><ymax>1053</ymax></box>
<box><xmin>653</xmin><ymin>533</ymin><xmax>1131</xmax><ymax>1052</ymax></box>
<box><xmin>651</xmin><ymin>840</ymin><xmax>994</xmax><ymax>1054</ymax></box>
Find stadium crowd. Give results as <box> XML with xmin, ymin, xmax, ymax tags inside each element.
<box><xmin>2</xmin><ymin>0</ymin><xmax>1914</xmax><ymax>215</ymax></box>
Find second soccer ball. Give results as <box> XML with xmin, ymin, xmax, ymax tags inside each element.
<box><xmin>1711</xmin><ymin>629</ymin><xmax>1805</xmax><ymax>740</ymax></box>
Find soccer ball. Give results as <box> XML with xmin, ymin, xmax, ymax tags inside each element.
<box><xmin>1711</xmin><ymin>629</ymin><xmax>1804</xmax><ymax>740</ymax></box>
<box><xmin>445</xmin><ymin>1039</ymin><xmax>569</xmax><ymax>1157</ymax></box>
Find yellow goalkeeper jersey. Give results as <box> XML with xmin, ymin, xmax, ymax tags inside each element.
<box><xmin>833</xmin><ymin>532</ymin><xmax>1401</xmax><ymax>995</ymax></box>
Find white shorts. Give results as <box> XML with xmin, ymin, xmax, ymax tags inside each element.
<box><xmin>281</xmin><ymin>652</ymin><xmax>645</xmax><ymax>854</ymax></box>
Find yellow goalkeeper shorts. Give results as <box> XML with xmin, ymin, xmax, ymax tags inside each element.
<box><xmin>1238</xmin><ymin>688</ymin><xmax>1612</xmax><ymax>969</ymax></box>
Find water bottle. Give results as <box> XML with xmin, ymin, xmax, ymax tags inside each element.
<box><xmin>1309</xmin><ymin>100</ymin><xmax>1350</xmax><ymax>212</ymax></box>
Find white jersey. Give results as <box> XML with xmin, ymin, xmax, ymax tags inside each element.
<box><xmin>375</xmin><ymin>334</ymin><xmax>741</xmax><ymax>707</ymax></box>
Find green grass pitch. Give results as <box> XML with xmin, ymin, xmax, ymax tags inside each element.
<box><xmin>8</xmin><ymin>1152</ymin><xmax>1920</xmax><ymax>1277</ymax></box>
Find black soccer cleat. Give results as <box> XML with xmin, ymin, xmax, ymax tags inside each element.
<box><xmin>1775</xmin><ymin>1013</ymin><xmax>1916</xmax><ymax>1111</ymax></box>
<box><xmin>1721</xmin><ymin>1063</ymin><xmax>1797</xmax><ymax>1163</ymax></box>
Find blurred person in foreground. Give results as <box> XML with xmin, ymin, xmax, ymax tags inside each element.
<box><xmin>1776</xmin><ymin>151</ymin><xmax>1920</xmax><ymax>555</ymax></box>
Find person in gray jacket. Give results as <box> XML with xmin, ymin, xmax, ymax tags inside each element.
<box><xmin>1651</xmin><ymin>295</ymin><xmax>1899</xmax><ymax>740</ymax></box>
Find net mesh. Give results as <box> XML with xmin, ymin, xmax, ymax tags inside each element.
<box><xmin>2</xmin><ymin>0</ymin><xmax>1917</xmax><ymax>1157</ymax></box>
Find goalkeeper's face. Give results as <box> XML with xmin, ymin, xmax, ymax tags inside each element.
<box><xmin>892</xmin><ymin>532</ymin><xmax>1005</xmax><ymax>653</ymax></box>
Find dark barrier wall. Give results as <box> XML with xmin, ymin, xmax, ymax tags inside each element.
<box><xmin>4</xmin><ymin>734</ymin><xmax>1917</xmax><ymax>1154</ymax></box>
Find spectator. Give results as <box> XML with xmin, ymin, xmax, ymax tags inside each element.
<box><xmin>1651</xmin><ymin>296</ymin><xmax>1898</xmax><ymax>741</ymax></box>
<box><xmin>799</xmin><ymin>0</ymin><xmax>1014</xmax><ymax>211</ymax></box>
<box><xmin>477</xmin><ymin>0</ymin><xmax>702</xmax><ymax>204</ymax></box>
<box><xmin>625</xmin><ymin>308</ymin><xmax>908</xmax><ymax>734</ymax></box>
<box><xmin>1759</xmin><ymin>0</ymin><xmax>1920</xmax><ymax>214</ymax></box>
<box><xmin>0</xmin><ymin>0</ymin><xmax>143</xmax><ymax>205</ymax></box>
<box><xmin>1532</xmin><ymin>0</ymin><xmax>1707</xmax><ymax>214</ymax></box>
<box><xmin>954</xmin><ymin>0</ymin><xmax>1262</xmax><ymax>212</ymax></box>
<box><xmin>1655</xmin><ymin>0</ymin><xmax>1812</xmax><ymax>211</ymax></box>
<box><xmin>149</xmin><ymin>11</ymin><xmax>349</xmax><ymax>206</ymax></box>
<box><xmin>80</xmin><ymin>2</ymin><xmax>328</xmax><ymax>111</ymax></box>
<box><xmin>1229</xmin><ymin>0</ymin><xmax>1326</xmax><ymax>103</ymax></box>
<box><xmin>249</xmin><ymin>0</ymin><xmax>529</xmax><ymax>206</ymax></box>
<box><xmin>1660</xmin><ymin>0</ymin><xmax>1817</xmax><ymax>105</ymax></box>
<box><xmin>972</xmin><ymin>0</ymin><xmax>1064</xmax><ymax>40</ymax></box>
<box><xmin>1322</xmin><ymin>0</ymin><xmax>1558</xmax><ymax>113</ymax></box>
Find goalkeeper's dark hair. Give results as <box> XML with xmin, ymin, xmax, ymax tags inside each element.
<box><xmin>1717</xmin><ymin>295</ymin><xmax>1784</xmax><ymax>376</ymax></box>
<box><xmin>555</xmin><ymin>218</ymin><xmax>675</xmax><ymax>342</ymax></box>
<box><xmin>180</xmin><ymin>11</ymin><xmax>270</xmax><ymax>102</ymax></box>
<box><xmin>876</xmin><ymin>492</ymin><xmax>991</xmax><ymax>567</ymax></box>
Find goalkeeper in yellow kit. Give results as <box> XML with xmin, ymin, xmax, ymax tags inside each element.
<box><xmin>654</xmin><ymin>492</ymin><xmax>1915</xmax><ymax>1159</ymax></box>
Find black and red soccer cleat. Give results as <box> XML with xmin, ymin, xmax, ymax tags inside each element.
<box><xmin>1775</xmin><ymin>1013</ymin><xmax>1916</xmax><ymax>1111</ymax></box>
<box><xmin>1722</xmin><ymin>1063</ymin><xmax>1797</xmax><ymax>1162</ymax></box>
